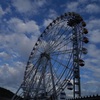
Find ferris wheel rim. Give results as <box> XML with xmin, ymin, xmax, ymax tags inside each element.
<box><xmin>22</xmin><ymin>12</ymin><xmax>88</xmax><ymax>99</ymax></box>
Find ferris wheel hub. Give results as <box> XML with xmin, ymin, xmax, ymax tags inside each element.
<box><xmin>41</xmin><ymin>52</ymin><xmax>50</xmax><ymax>60</ymax></box>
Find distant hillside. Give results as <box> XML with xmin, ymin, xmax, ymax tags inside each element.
<box><xmin>0</xmin><ymin>87</ymin><xmax>23</xmax><ymax>100</ymax></box>
<box><xmin>0</xmin><ymin>87</ymin><xmax>14</xmax><ymax>98</ymax></box>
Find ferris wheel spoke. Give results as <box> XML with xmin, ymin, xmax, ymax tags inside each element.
<box><xmin>29</xmin><ymin>56</ymin><xmax>41</xmax><ymax>63</ymax></box>
<box><xmin>46</xmin><ymin>24</ymin><xmax>63</xmax><ymax>41</ymax></box>
<box><xmin>41</xmin><ymin>22</ymin><xmax>61</xmax><ymax>50</ymax></box>
<box><xmin>33</xmin><ymin>43</ymin><xmax>44</xmax><ymax>54</ymax></box>
<box><xmin>52</xmin><ymin>40</ymin><xmax>72</xmax><ymax>52</ymax></box>
<box><xmin>49</xmin><ymin>60</ymin><xmax>57</xmax><ymax>96</ymax></box>
<box><xmin>25</xmin><ymin>57</ymin><xmax>42</xmax><ymax>84</ymax></box>
<box><xmin>46</xmin><ymin>23</ymin><xmax>70</xmax><ymax>49</ymax></box>
<box><xmin>48</xmin><ymin>25</ymin><xmax>71</xmax><ymax>46</ymax></box>
<box><xmin>31</xmin><ymin>51</ymin><xmax>41</xmax><ymax>59</ymax></box>
<box><xmin>49</xmin><ymin>54</ymin><xmax>61</xmax><ymax>76</ymax></box>
<box><xmin>51</xmin><ymin>63</ymin><xmax>64</xmax><ymax>86</ymax></box>
<box><xmin>48</xmin><ymin>62</ymin><xmax>68</xmax><ymax>94</ymax></box>
<box><xmin>57</xmin><ymin>65</ymin><xmax>74</xmax><ymax>93</ymax></box>
<box><xmin>36</xmin><ymin>48</ymin><xmax>43</xmax><ymax>53</ymax></box>
<box><xmin>57</xmin><ymin>64</ymin><xmax>73</xmax><ymax>89</ymax></box>
<box><xmin>40</xmin><ymin>39</ymin><xmax>48</xmax><ymax>51</ymax></box>
<box><xmin>47</xmin><ymin>27</ymin><xmax>71</xmax><ymax>52</ymax></box>
<box><xmin>50</xmin><ymin>57</ymin><xmax>68</xmax><ymax>68</ymax></box>
<box><xmin>46</xmin><ymin>20</ymin><xmax>68</xmax><ymax>43</ymax></box>
<box><xmin>44</xmin><ymin>22</ymin><xmax>68</xmax><ymax>53</ymax></box>
<box><xmin>51</xmin><ymin>29</ymin><xmax>71</xmax><ymax>47</ymax></box>
<box><xmin>55</xmin><ymin>52</ymin><xmax>73</xmax><ymax>87</ymax></box>
<box><xmin>53</xmin><ymin>53</ymin><xmax>70</xmax><ymax>67</ymax></box>
<box><xmin>50</xmin><ymin>58</ymin><xmax>60</xmax><ymax>78</ymax></box>
<box><xmin>48</xmin><ymin>33</ymin><xmax>72</xmax><ymax>53</ymax></box>
<box><xmin>25</xmin><ymin>62</ymin><xmax>37</xmax><ymax>79</ymax></box>
<box><xmin>51</xmin><ymin>49</ymin><xmax>72</xmax><ymax>53</ymax></box>
<box><xmin>53</xmin><ymin>30</ymin><xmax>72</xmax><ymax>46</ymax></box>
<box><xmin>27</xmin><ymin>59</ymin><xmax>46</xmax><ymax>95</ymax></box>
<box><xmin>51</xmin><ymin>41</ymin><xmax>72</xmax><ymax>53</ymax></box>
<box><xmin>50</xmin><ymin>49</ymin><xmax>72</xmax><ymax>55</ymax></box>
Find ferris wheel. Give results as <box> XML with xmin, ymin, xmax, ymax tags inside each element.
<box><xmin>12</xmin><ymin>12</ymin><xmax>89</xmax><ymax>100</ymax></box>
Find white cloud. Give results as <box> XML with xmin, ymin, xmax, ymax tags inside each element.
<box><xmin>65</xmin><ymin>2</ymin><xmax>79</xmax><ymax>12</ymax></box>
<box><xmin>0</xmin><ymin>62</ymin><xmax>25</xmax><ymax>91</ymax></box>
<box><xmin>0</xmin><ymin>6</ymin><xmax>5</xmax><ymax>17</ymax></box>
<box><xmin>0</xmin><ymin>33</ymin><xmax>38</xmax><ymax>61</ymax></box>
<box><xmin>43</xmin><ymin>19</ymin><xmax>52</xmax><ymax>27</ymax></box>
<box><xmin>36</xmin><ymin>0</ymin><xmax>46</xmax><ymax>6</ymax></box>
<box><xmin>64</xmin><ymin>1</ymin><xmax>84</xmax><ymax>13</ymax></box>
<box><xmin>8</xmin><ymin>18</ymin><xmax>40</xmax><ymax>35</ymax></box>
<box><xmin>85</xmin><ymin>4</ymin><xmax>100</xmax><ymax>13</ymax></box>
<box><xmin>12</xmin><ymin>0</ymin><xmax>32</xmax><ymax>13</ymax></box>
<box><xmin>0</xmin><ymin>6</ymin><xmax>11</xmax><ymax>17</ymax></box>
<box><xmin>82</xmin><ymin>80</ymin><xmax>100</xmax><ymax>96</ymax></box>
<box><xmin>88</xmin><ymin>44</ymin><xmax>100</xmax><ymax>57</ymax></box>
<box><xmin>64</xmin><ymin>1</ymin><xmax>100</xmax><ymax>14</ymax></box>
<box><xmin>78</xmin><ymin>0</ymin><xmax>87</xmax><ymax>3</ymax></box>
<box><xmin>12</xmin><ymin>0</ymin><xmax>47</xmax><ymax>14</ymax></box>
<box><xmin>3</xmin><ymin>18</ymin><xmax>40</xmax><ymax>59</ymax></box>
<box><xmin>0</xmin><ymin>52</ymin><xmax>10</xmax><ymax>60</ymax></box>
<box><xmin>42</xmin><ymin>9</ymin><xmax>58</xmax><ymax>28</ymax></box>
<box><xmin>80</xmin><ymin>30</ymin><xmax>100</xmax><ymax>95</ymax></box>
<box><xmin>48</xmin><ymin>9</ymin><xmax>58</xmax><ymax>19</ymax></box>
<box><xmin>89</xmin><ymin>30</ymin><xmax>100</xmax><ymax>43</ymax></box>
<box><xmin>87</xmin><ymin>19</ymin><xmax>100</xmax><ymax>30</ymax></box>
<box><xmin>81</xmin><ymin>43</ymin><xmax>100</xmax><ymax>92</ymax></box>
<box><xmin>84</xmin><ymin>18</ymin><xmax>100</xmax><ymax>46</ymax></box>
<box><xmin>0</xmin><ymin>15</ymin><xmax>41</xmax><ymax>92</ymax></box>
<box><xmin>0</xmin><ymin>32</ymin><xmax>39</xmax><ymax>92</ymax></box>
<box><xmin>84</xmin><ymin>44</ymin><xmax>100</xmax><ymax>68</ymax></box>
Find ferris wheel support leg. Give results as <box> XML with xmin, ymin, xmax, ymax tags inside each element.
<box><xmin>49</xmin><ymin>60</ymin><xmax>58</xmax><ymax>100</ymax></box>
<box><xmin>73</xmin><ymin>27</ymin><xmax>81</xmax><ymax>98</ymax></box>
<box><xmin>35</xmin><ymin>60</ymin><xmax>48</xmax><ymax>97</ymax></box>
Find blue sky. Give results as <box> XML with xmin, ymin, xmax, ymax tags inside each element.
<box><xmin>0</xmin><ymin>0</ymin><xmax>100</xmax><ymax>97</ymax></box>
